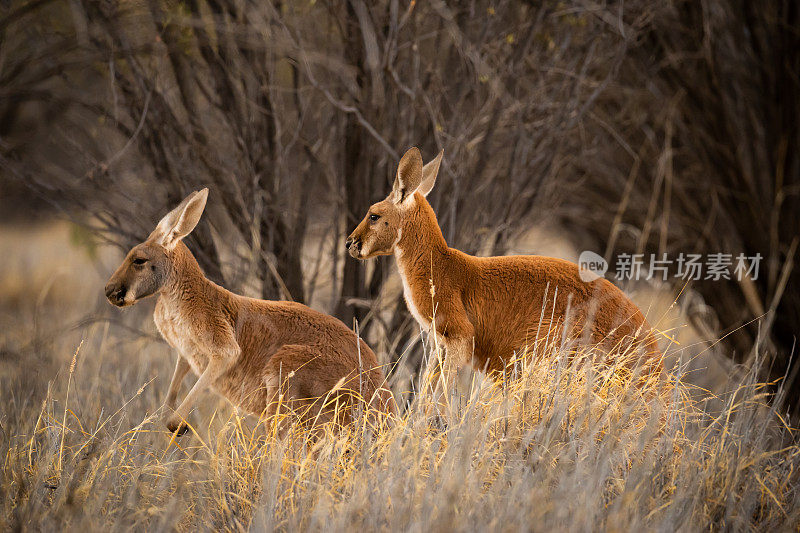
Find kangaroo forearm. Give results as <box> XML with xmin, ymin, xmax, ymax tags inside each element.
<box><xmin>165</xmin><ymin>357</ymin><xmax>190</xmax><ymax>408</ymax></box>
<box><xmin>171</xmin><ymin>356</ymin><xmax>231</xmax><ymax>422</ymax></box>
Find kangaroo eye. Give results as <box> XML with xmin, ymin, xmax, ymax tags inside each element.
<box><xmin>132</xmin><ymin>258</ymin><xmax>147</xmax><ymax>266</ymax></box>
<box><xmin>369</xmin><ymin>214</ymin><xmax>380</xmax><ymax>221</ymax></box>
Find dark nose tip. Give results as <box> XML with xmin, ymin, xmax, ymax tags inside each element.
<box><xmin>345</xmin><ymin>237</ymin><xmax>353</xmax><ymax>250</ymax></box>
<box><xmin>105</xmin><ymin>283</ymin><xmax>126</xmax><ymax>303</ymax></box>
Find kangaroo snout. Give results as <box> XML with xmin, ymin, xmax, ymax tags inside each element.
<box><xmin>105</xmin><ymin>282</ymin><xmax>127</xmax><ymax>307</ymax></box>
<box><xmin>345</xmin><ymin>236</ymin><xmax>362</xmax><ymax>258</ymax></box>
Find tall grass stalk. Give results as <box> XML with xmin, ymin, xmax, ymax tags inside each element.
<box><xmin>56</xmin><ymin>341</ymin><xmax>81</xmax><ymax>476</ymax></box>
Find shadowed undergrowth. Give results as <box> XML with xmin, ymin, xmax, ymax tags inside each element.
<box><xmin>1</xmin><ymin>330</ymin><xmax>799</xmax><ymax>531</ymax></box>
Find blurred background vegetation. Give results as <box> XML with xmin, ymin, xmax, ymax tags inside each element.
<box><xmin>1</xmin><ymin>0</ymin><xmax>798</xmax><ymax>407</ymax></box>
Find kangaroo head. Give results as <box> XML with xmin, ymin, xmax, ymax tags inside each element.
<box><xmin>347</xmin><ymin>147</ymin><xmax>443</xmax><ymax>259</ymax></box>
<box><xmin>105</xmin><ymin>189</ymin><xmax>208</xmax><ymax>307</ymax></box>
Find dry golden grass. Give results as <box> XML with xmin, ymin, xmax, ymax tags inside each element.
<box><xmin>2</xmin><ymin>323</ymin><xmax>798</xmax><ymax>531</ymax></box>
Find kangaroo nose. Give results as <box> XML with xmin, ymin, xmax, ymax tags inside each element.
<box><xmin>346</xmin><ymin>237</ymin><xmax>362</xmax><ymax>251</ymax></box>
<box><xmin>105</xmin><ymin>283</ymin><xmax>127</xmax><ymax>305</ymax></box>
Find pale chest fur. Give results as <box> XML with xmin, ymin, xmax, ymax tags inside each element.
<box><xmin>396</xmin><ymin>259</ymin><xmax>432</xmax><ymax>330</ymax></box>
<box><xmin>398</xmin><ymin>262</ymin><xmax>456</xmax><ymax>354</ymax></box>
<box><xmin>154</xmin><ymin>297</ymin><xmax>210</xmax><ymax>375</ymax></box>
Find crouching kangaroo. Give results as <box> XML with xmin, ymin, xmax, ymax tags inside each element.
<box><xmin>105</xmin><ymin>189</ymin><xmax>396</xmax><ymax>436</ymax></box>
<box><xmin>346</xmin><ymin>147</ymin><xmax>662</xmax><ymax>404</ymax></box>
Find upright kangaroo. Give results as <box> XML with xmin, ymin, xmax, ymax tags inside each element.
<box><xmin>105</xmin><ymin>189</ymin><xmax>395</xmax><ymax>435</ymax></box>
<box><xmin>346</xmin><ymin>147</ymin><xmax>661</xmax><ymax>399</ymax></box>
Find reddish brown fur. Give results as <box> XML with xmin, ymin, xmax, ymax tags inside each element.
<box><xmin>106</xmin><ymin>190</ymin><xmax>395</xmax><ymax>436</ymax></box>
<box><xmin>347</xmin><ymin>148</ymin><xmax>661</xmax><ymax>395</ymax></box>
<box><xmin>155</xmin><ymin>244</ymin><xmax>395</xmax><ymax>422</ymax></box>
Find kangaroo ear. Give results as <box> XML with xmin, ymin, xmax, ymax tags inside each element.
<box><xmin>418</xmin><ymin>149</ymin><xmax>443</xmax><ymax>197</ymax></box>
<box><xmin>392</xmin><ymin>147</ymin><xmax>423</xmax><ymax>204</ymax></box>
<box><xmin>149</xmin><ymin>188</ymin><xmax>209</xmax><ymax>249</ymax></box>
